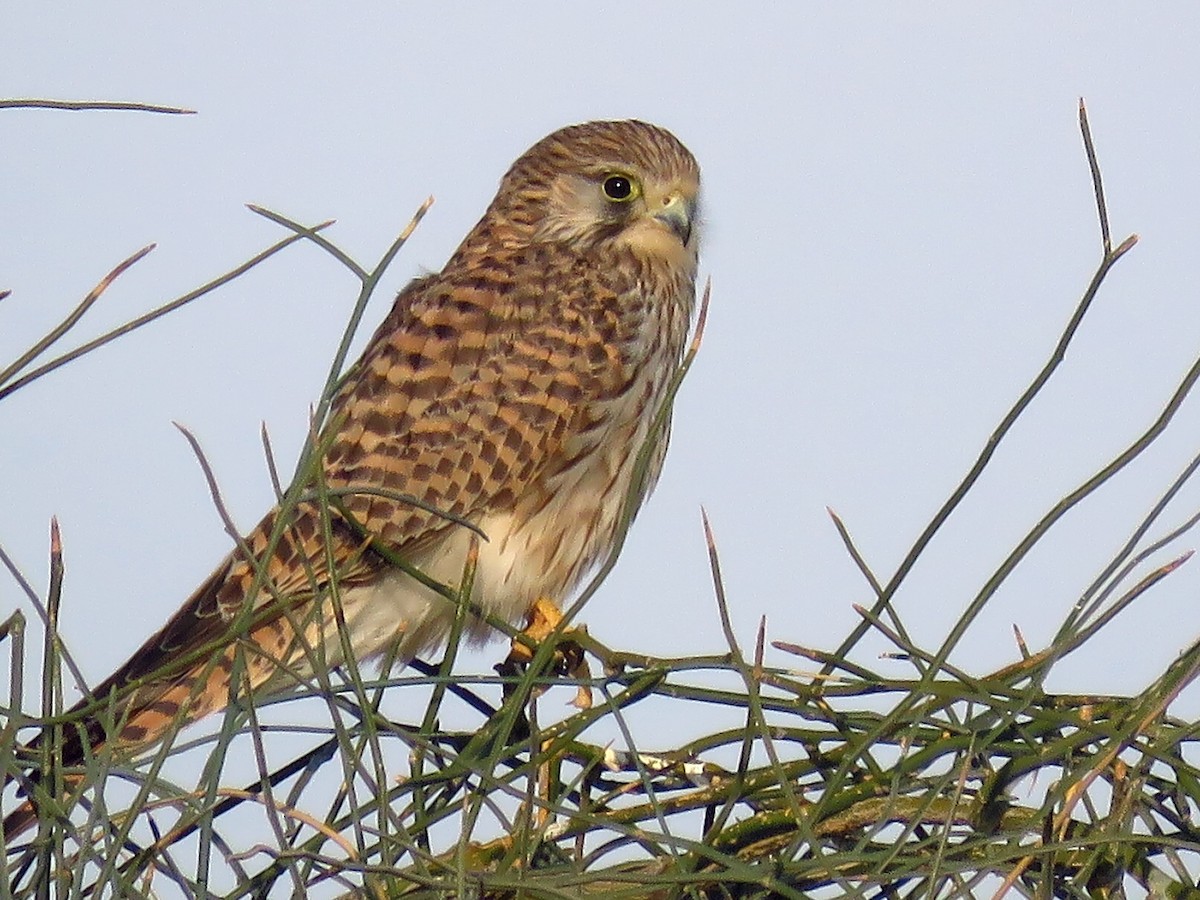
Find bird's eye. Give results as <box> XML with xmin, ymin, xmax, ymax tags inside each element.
<box><xmin>602</xmin><ymin>173</ymin><xmax>639</xmax><ymax>202</ymax></box>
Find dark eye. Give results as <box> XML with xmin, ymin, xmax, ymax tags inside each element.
<box><xmin>602</xmin><ymin>174</ymin><xmax>639</xmax><ymax>202</ymax></box>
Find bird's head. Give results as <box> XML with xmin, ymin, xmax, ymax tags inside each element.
<box><xmin>479</xmin><ymin>120</ymin><xmax>701</xmax><ymax>269</ymax></box>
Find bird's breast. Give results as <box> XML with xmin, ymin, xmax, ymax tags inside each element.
<box><xmin>472</xmin><ymin>285</ymin><xmax>690</xmax><ymax>607</ymax></box>
<box><xmin>331</xmin><ymin>277</ymin><xmax>692</xmax><ymax>664</ymax></box>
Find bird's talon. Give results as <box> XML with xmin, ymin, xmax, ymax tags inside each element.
<box><xmin>504</xmin><ymin>596</ymin><xmax>593</xmax><ymax>708</ymax></box>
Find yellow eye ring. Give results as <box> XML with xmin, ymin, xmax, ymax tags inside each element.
<box><xmin>602</xmin><ymin>173</ymin><xmax>640</xmax><ymax>202</ymax></box>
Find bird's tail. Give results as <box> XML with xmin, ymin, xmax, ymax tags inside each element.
<box><xmin>2</xmin><ymin>508</ymin><xmax>378</xmax><ymax>841</ymax></box>
<box><xmin>1</xmin><ymin>560</ymin><xmax>244</xmax><ymax>842</ymax></box>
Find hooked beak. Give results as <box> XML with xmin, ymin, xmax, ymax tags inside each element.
<box><xmin>653</xmin><ymin>192</ymin><xmax>697</xmax><ymax>246</ymax></box>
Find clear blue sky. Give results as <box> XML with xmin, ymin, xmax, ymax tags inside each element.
<box><xmin>4</xmin><ymin>4</ymin><xmax>1200</xmax><ymax>785</ymax></box>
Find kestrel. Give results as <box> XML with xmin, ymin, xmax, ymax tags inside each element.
<box><xmin>4</xmin><ymin>120</ymin><xmax>700</xmax><ymax>838</ymax></box>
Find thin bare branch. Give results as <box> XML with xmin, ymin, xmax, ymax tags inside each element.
<box><xmin>1079</xmin><ymin>98</ymin><xmax>1111</xmax><ymax>255</ymax></box>
<box><xmin>0</xmin><ymin>229</ymin><xmax>330</xmax><ymax>402</ymax></box>
<box><xmin>0</xmin><ymin>244</ymin><xmax>155</xmax><ymax>391</ymax></box>
<box><xmin>0</xmin><ymin>99</ymin><xmax>195</xmax><ymax>115</ymax></box>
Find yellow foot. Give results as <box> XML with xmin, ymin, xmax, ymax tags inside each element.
<box><xmin>504</xmin><ymin>596</ymin><xmax>592</xmax><ymax>709</ymax></box>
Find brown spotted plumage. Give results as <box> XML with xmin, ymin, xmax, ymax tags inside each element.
<box><xmin>4</xmin><ymin>120</ymin><xmax>700</xmax><ymax>838</ymax></box>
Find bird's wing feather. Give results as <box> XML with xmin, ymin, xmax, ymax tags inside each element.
<box><xmin>50</xmin><ymin>255</ymin><xmax>614</xmax><ymax>752</ymax></box>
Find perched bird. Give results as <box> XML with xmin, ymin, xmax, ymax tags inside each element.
<box><xmin>4</xmin><ymin>119</ymin><xmax>700</xmax><ymax>838</ymax></box>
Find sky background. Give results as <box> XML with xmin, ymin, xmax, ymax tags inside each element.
<box><xmin>3</xmin><ymin>4</ymin><xmax>1200</xmax><ymax>878</ymax></box>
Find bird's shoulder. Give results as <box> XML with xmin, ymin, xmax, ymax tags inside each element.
<box><xmin>334</xmin><ymin>243</ymin><xmax>644</xmax><ymax>426</ymax></box>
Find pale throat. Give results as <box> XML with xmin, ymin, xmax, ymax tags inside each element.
<box><xmin>615</xmin><ymin>220</ymin><xmax>698</xmax><ymax>281</ymax></box>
